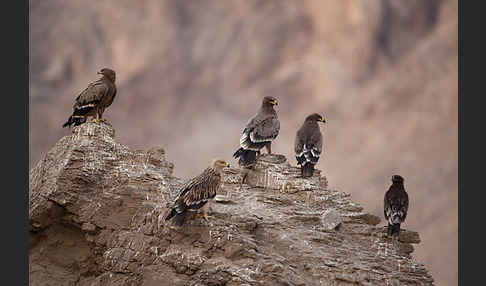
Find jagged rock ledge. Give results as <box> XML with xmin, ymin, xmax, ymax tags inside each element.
<box><xmin>29</xmin><ymin>122</ymin><xmax>434</xmax><ymax>286</ymax></box>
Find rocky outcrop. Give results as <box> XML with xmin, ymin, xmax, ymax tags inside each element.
<box><xmin>29</xmin><ymin>123</ymin><xmax>434</xmax><ymax>286</ymax></box>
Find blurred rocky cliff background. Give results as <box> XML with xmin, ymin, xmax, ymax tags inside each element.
<box><xmin>29</xmin><ymin>0</ymin><xmax>457</xmax><ymax>285</ymax></box>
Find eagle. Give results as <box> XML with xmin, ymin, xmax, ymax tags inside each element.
<box><xmin>165</xmin><ymin>159</ymin><xmax>230</xmax><ymax>227</ymax></box>
<box><xmin>233</xmin><ymin>96</ymin><xmax>280</xmax><ymax>168</ymax></box>
<box><xmin>384</xmin><ymin>175</ymin><xmax>409</xmax><ymax>238</ymax></box>
<box><xmin>294</xmin><ymin>113</ymin><xmax>326</xmax><ymax>178</ymax></box>
<box><xmin>62</xmin><ymin>68</ymin><xmax>117</xmax><ymax>128</ymax></box>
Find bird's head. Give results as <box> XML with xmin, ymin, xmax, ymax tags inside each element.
<box><xmin>262</xmin><ymin>96</ymin><xmax>278</xmax><ymax>107</ymax></box>
<box><xmin>391</xmin><ymin>175</ymin><xmax>404</xmax><ymax>184</ymax></box>
<box><xmin>305</xmin><ymin>113</ymin><xmax>326</xmax><ymax>123</ymax></box>
<box><xmin>98</xmin><ymin>68</ymin><xmax>116</xmax><ymax>83</ymax></box>
<box><xmin>211</xmin><ymin>159</ymin><xmax>230</xmax><ymax>172</ymax></box>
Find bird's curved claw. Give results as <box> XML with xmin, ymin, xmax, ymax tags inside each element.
<box><xmin>203</xmin><ymin>213</ymin><xmax>213</xmax><ymax>221</ymax></box>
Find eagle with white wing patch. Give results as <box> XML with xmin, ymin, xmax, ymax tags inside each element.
<box><xmin>233</xmin><ymin>96</ymin><xmax>280</xmax><ymax>168</ymax></box>
<box><xmin>165</xmin><ymin>159</ymin><xmax>229</xmax><ymax>227</ymax></box>
<box><xmin>62</xmin><ymin>68</ymin><xmax>117</xmax><ymax>128</ymax></box>
<box><xmin>295</xmin><ymin>113</ymin><xmax>326</xmax><ymax>178</ymax></box>
<box><xmin>384</xmin><ymin>175</ymin><xmax>409</xmax><ymax>238</ymax></box>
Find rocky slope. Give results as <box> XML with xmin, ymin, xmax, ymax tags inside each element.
<box><xmin>29</xmin><ymin>123</ymin><xmax>434</xmax><ymax>286</ymax></box>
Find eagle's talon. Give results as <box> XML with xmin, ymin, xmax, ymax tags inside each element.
<box><xmin>203</xmin><ymin>214</ymin><xmax>213</xmax><ymax>221</ymax></box>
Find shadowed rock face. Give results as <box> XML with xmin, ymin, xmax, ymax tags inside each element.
<box><xmin>30</xmin><ymin>123</ymin><xmax>434</xmax><ymax>286</ymax></box>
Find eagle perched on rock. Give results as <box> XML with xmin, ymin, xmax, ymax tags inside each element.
<box><xmin>294</xmin><ymin>113</ymin><xmax>326</xmax><ymax>178</ymax></box>
<box><xmin>384</xmin><ymin>175</ymin><xmax>409</xmax><ymax>238</ymax></box>
<box><xmin>165</xmin><ymin>159</ymin><xmax>229</xmax><ymax>227</ymax></box>
<box><xmin>233</xmin><ymin>96</ymin><xmax>280</xmax><ymax>168</ymax></box>
<box><xmin>62</xmin><ymin>68</ymin><xmax>117</xmax><ymax>128</ymax></box>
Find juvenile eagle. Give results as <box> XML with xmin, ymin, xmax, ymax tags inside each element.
<box><xmin>384</xmin><ymin>175</ymin><xmax>409</xmax><ymax>238</ymax></box>
<box><xmin>295</xmin><ymin>113</ymin><xmax>325</xmax><ymax>178</ymax></box>
<box><xmin>165</xmin><ymin>159</ymin><xmax>229</xmax><ymax>227</ymax></box>
<box><xmin>233</xmin><ymin>96</ymin><xmax>280</xmax><ymax>168</ymax></box>
<box><xmin>62</xmin><ymin>68</ymin><xmax>117</xmax><ymax>128</ymax></box>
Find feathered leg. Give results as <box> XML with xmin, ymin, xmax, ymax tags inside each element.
<box><xmin>197</xmin><ymin>202</ymin><xmax>213</xmax><ymax>221</ymax></box>
<box><xmin>265</xmin><ymin>142</ymin><xmax>272</xmax><ymax>154</ymax></box>
<box><xmin>301</xmin><ymin>163</ymin><xmax>314</xmax><ymax>178</ymax></box>
<box><xmin>92</xmin><ymin>107</ymin><xmax>101</xmax><ymax>123</ymax></box>
<box><xmin>98</xmin><ymin>108</ymin><xmax>107</xmax><ymax>122</ymax></box>
<box><xmin>387</xmin><ymin>223</ymin><xmax>401</xmax><ymax>239</ymax></box>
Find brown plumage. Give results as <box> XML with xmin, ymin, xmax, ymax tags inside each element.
<box><xmin>295</xmin><ymin>113</ymin><xmax>325</xmax><ymax>178</ymax></box>
<box><xmin>384</xmin><ymin>175</ymin><xmax>409</xmax><ymax>238</ymax></box>
<box><xmin>233</xmin><ymin>96</ymin><xmax>280</xmax><ymax>168</ymax></box>
<box><xmin>62</xmin><ymin>68</ymin><xmax>117</xmax><ymax>128</ymax></box>
<box><xmin>165</xmin><ymin>159</ymin><xmax>230</xmax><ymax>227</ymax></box>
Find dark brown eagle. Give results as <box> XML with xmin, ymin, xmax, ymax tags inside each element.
<box><xmin>384</xmin><ymin>175</ymin><xmax>409</xmax><ymax>238</ymax></box>
<box><xmin>62</xmin><ymin>68</ymin><xmax>117</xmax><ymax>128</ymax></box>
<box><xmin>165</xmin><ymin>159</ymin><xmax>229</xmax><ymax>227</ymax></box>
<box><xmin>295</xmin><ymin>113</ymin><xmax>326</xmax><ymax>178</ymax></box>
<box><xmin>233</xmin><ymin>96</ymin><xmax>280</xmax><ymax>168</ymax></box>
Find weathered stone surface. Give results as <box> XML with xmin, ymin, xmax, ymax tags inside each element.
<box><xmin>321</xmin><ymin>208</ymin><xmax>344</xmax><ymax>231</ymax></box>
<box><xmin>238</xmin><ymin>154</ymin><xmax>328</xmax><ymax>192</ymax></box>
<box><xmin>29</xmin><ymin>123</ymin><xmax>434</xmax><ymax>285</ymax></box>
